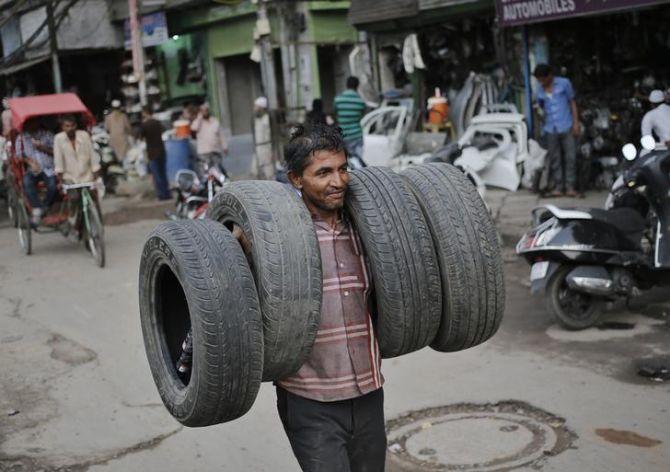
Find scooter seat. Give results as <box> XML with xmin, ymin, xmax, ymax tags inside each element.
<box><xmin>588</xmin><ymin>208</ymin><xmax>647</xmax><ymax>236</ymax></box>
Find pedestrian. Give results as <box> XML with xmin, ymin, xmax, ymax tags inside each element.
<box><xmin>276</xmin><ymin>123</ymin><xmax>386</xmax><ymax>472</ymax></box>
<box><xmin>533</xmin><ymin>64</ymin><xmax>580</xmax><ymax>197</ymax></box>
<box><xmin>641</xmin><ymin>89</ymin><xmax>670</xmax><ymax>146</ymax></box>
<box><xmin>16</xmin><ymin>118</ymin><xmax>56</xmax><ymax>226</ymax></box>
<box><xmin>2</xmin><ymin>98</ymin><xmax>13</xmax><ymax>138</ymax></box>
<box><xmin>140</xmin><ymin>107</ymin><xmax>171</xmax><ymax>200</ymax></box>
<box><xmin>305</xmin><ymin>98</ymin><xmax>334</xmax><ymax>128</ymax></box>
<box><xmin>334</xmin><ymin>76</ymin><xmax>367</xmax><ymax>164</ymax></box>
<box><xmin>190</xmin><ymin>103</ymin><xmax>228</xmax><ymax>177</ymax></box>
<box><xmin>104</xmin><ymin>99</ymin><xmax>131</xmax><ymax>161</ymax></box>
<box><xmin>251</xmin><ymin>96</ymin><xmax>274</xmax><ymax>180</ymax></box>
<box><xmin>54</xmin><ymin>115</ymin><xmax>101</xmax><ymax>228</ymax></box>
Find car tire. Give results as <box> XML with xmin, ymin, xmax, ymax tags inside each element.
<box><xmin>139</xmin><ymin>220</ymin><xmax>264</xmax><ymax>427</ymax></box>
<box><xmin>207</xmin><ymin>181</ymin><xmax>322</xmax><ymax>381</ymax></box>
<box><xmin>345</xmin><ymin>167</ymin><xmax>442</xmax><ymax>358</ymax></box>
<box><xmin>402</xmin><ymin>163</ymin><xmax>505</xmax><ymax>351</ymax></box>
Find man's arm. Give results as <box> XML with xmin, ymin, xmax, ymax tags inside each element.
<box><xmin>85</xmin><ymin>133</ymin><xmax>101</xmax><ymax>177</ymax></box>
<box><xmin>53</xmin><ymin>135</ymin><xmax>64</xmax><ymax>177</ymax></box>
<box><xmin>191</xmin><ymin>114</ymin><xmax>202</xmax><ymax>132</ymax></box>
<box><xmin>570</xmin><ymin>99</ymin><xmax>580</xmax><ymax>136</ymax></box>
<box><xmin>641</xmin><ymin>112</ymin><xmax>653</xmax><ymax>138</ymax></box>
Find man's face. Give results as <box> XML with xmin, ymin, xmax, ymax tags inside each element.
<box><xmin>201</xmin><ymin>106</ymin><xmax>210</xmax><ymax>118</ymax></box>
<box><xmin>62</xmin><ymin>120</ymin><xmax>76</xmax><ymax>138</ymax></box>
<box><xmin>537</xmin><ymin>74</ymin><xmax>553</xmax><ymax>88</ymax></box>
<box><xmin>290</xmin><ymin>149</ymin><xmax>349</xmax><ymax>215</ymax></box>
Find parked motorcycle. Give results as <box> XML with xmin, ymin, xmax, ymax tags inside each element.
<box><xmin>166</xmin><ymin>164</ymin><xmax>227</xmax><ymax>220</ymax></box>
<box><xmin>516</xmin><ymin>136</ymin><xmax>670</xmax><ymax>329</ymax></box>
<box><xmin>92</xmin><ymin>127</ymin><xmax>125</xmax><ymax>195</ymax></box>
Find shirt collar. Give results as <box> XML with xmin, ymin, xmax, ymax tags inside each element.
<box><xmin>311</xmin><ymin>211</ymin><xmax>347</xmax><ymax>234</ymax></box>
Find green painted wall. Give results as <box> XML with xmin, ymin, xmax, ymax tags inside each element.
<box><xmin>207</xmin><ymin>16</ymin><xmax>256</xmax><ymax>58</ymax></box>
<box><xmin>310</xmin><ymin>11</ymin><xmax>358</xmax><ymax>44</ymax></box>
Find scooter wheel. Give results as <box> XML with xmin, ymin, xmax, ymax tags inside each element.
<box><xmin>546</xmin><ymin>266</ymin><xmax>604</xmax><ymax>330</ymax></box>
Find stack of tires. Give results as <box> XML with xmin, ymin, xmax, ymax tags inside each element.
<box><xmin>138</xmin><ymin>163</ymin><xmax>504</xmax><ymax>427</ymax></box>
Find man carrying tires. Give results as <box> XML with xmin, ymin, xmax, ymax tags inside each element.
<box><xmin>278</xmin><ymin>124</ymin><xmax>386</xmax><ymax>472</ymax></box>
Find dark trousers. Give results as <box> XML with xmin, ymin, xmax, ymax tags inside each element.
<box><xmin>546</xmin><ymin>131</ymin><xmax>577</xmax><ymax>191</ymax></box>
<box><xmin>276</xmin><ymin>387</ymin><xmax>386</xmax><ymax>472</ymax></box>
<box><xmin>23</xmin><ymin>170</ymin><xmax>57</xmax><ymax>210</ymax></box>
<box><xmin>148</xmin><ymin>157</ymin><xmax>171</xmax><ymax>200</ymax></box>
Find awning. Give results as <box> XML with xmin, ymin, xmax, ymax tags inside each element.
<box><xmin>348</xmin><ymin>0</ymin><xmax>418</xmax><ymax>26</ymax></box>
<box><xmin>0</xmin><ymin>55</ymin><xmax>50</xmax><ymax>77</ymax></box>
<box><xmin>496</xmin><ymin>0</ymin><xmax>667</xmax><ymax>27</ymax></box>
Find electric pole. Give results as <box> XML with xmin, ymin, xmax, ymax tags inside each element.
<box><xmin>256</xmin><ymin>0</ymin><xmax>280</xmax><ymax>164</ymax></box>
<box><xmin>46</xmin><ymin>0</ymin><xmax>62</xmax><ymax>93</ymax></box>
<box><xmin>129</xmin><ymin>0</ymin><xmax>147</xmax><ymax>105</ymax></box>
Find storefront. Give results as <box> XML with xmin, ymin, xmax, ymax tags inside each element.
<box><xmin>166</xmin><ymin>1</ymin><xmax>359</xmax><ymax>137</ymax></box>
<box><xmin>497</xmin><ymin>0</ymin><xmax>670</xmax><ymax>187</ymax></box>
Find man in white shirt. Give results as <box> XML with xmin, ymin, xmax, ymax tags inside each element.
<box><xmin>190</xmin><ymin>103</ymin><xmax>228</xmax><ymax>177</ymax></box>
<box><xmin>641</xmin><ymin>90</ymin><xmax>670</xmax><ymax>146</ymax></box>
<box><xmin>54</xmin><ymin>115</ymin><xmax>101</xmax><ymax>230</ymax></box>
<box><xmin>54</xmin><ymin>115</ymin><xmax>100</xmax><ymax>184</ymax></box>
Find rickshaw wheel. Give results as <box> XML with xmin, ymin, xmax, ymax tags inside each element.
<box><xmin>85</xmin><ymin>202</ymin><xmax>105</xmax><ymax>268</ymax></box>
<box><xmin>16</xmin><ymin>197</ymin><xmax>32</xmax><ymax>255</ymax></box>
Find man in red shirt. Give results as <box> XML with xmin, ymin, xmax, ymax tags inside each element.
<box><xmin>281</xmin><ymin>124</ymin><xmax>385</xmax><ymax>471</ymax></box>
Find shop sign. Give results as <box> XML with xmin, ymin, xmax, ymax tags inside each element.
<box><xmin>496</xmin><ymin>0</ymin><xmax>666</xmax><ymax>27</ymax></box>
<box><xmin>124</xmin><ymin>11</ymin><xmax>169</xmax><ymax>49</ymax></box>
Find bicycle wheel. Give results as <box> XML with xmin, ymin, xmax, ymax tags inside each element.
<box><xmin>6</xmin><ymin>178</ymin><xmax>18</xmax><ymax>228</ymax></box>
<box><xmin>16</xmin><ymin>197</ymin><xmax>31</xmax><ymax>255</ymax></box>
<box><xmin>84</xmin><ymin>194</ymin><xmax>105</xmax><ymax>268</ymax></box>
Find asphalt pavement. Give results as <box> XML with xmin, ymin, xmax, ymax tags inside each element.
<box><xmin>1</xmin><ymin>189</ymin><xmax>669</xmax><ymax>472</ymax></box>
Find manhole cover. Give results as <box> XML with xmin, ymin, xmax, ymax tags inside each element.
<box><xmin>386</xmin><ymin>401</ymin><xmax>576</xmax><ymax>471</ymax></box>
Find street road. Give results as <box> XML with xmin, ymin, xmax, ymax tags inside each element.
<box><xmin>1</xmin><ymin>195</ymin><xmax>669</xmax><ymax>471</ymax></box>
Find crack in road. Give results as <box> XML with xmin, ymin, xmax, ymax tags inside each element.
<box><xmin>0</xmin><ymin>427</ymin><xmax>183</xmax><ymax>472</ymax></box>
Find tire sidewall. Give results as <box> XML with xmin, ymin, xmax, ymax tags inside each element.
<box><xmin>139</xmin><ymin>234</ymin><xmax>198</xmax><ymax>422</ymax></box>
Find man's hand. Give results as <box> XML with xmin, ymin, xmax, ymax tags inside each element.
<box><xmin>27</xmin><ymin>158</ymin><xmax>41</xmax><ymax>173</ymax></box>
<box><xmin>231</xmin><ymin>224</ymin><xmax>252</xmax><ymax>255</ymax></box>
<box><xmin>571</xmin><ymin>122</ymin><xmax>581</xmax><ymax>137</ymax></box>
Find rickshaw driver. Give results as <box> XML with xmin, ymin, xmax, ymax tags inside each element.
<box><xmin>54</xmin><ymin>115</ymin><xmax>101</xmax><ymax>228</ymax></box>
<box><xmin>16</xmin><ymin>118</ymin><xmax>57</xmax><ymax>226</ymax></box>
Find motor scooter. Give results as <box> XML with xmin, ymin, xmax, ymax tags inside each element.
<box><xmin>516</xmin><ymin>136</ymin><xmax>670</xmax><ymax>329</ymax></box>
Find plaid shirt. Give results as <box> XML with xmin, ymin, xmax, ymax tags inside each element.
<box><xmin>16</xmin><ymin>130</ymin><xmax>55</xmax><ymax>177</ymax></box>
<box><xmin>278</xmin><ymin>214</ymin><xmax>383</xmax><ymax>402</ymax></box>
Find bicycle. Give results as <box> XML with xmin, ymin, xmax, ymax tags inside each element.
<box><xmin>61</xmin><ymin>182</ymin><xmax>106</xmax><ymax>268</ymax></box>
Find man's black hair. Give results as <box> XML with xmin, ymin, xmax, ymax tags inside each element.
<box><xmin>533</xmin><ymin>64</ymin><xmax>553</xmax><ymax>78</ymax></box>
<box><xmin>61</xmin><ymin>114</ymin><xmax>77</xmax><ymax>124</ymax></box>
<box><xmin>346</xmin><ymin>76</ymin><xmax>359</xmax><ymax>90</ymax></box>
<box><xmin>284</xmin><ymin>123</ymin><xmax>347</xmax><ymax>176</ymax></box>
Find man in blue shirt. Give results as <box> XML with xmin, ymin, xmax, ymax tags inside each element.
<box><xmin>534</xmin><ymin>64</ymin><xmax>580</xmax><ymax>197</ymax></box>
<box><xmin>16</xmin><ymin>119</ymin><xmax>56</xmax><ymax>225</ymax></box>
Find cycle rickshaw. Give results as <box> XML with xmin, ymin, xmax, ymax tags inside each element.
<box><xmin>5</xmin><ymin>94</ymin><xmax>105</xmax><ymax>267</ymax></box>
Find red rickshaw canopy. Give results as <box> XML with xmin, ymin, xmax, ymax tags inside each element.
<box><xmin>8</xmin><ymin>93</ymin><xmax>95</xmax><ymax>131</ymax></box>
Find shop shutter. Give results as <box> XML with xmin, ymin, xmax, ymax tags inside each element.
<box><xmin>348</xmin><ymin>0</ymin><xmax>419</xmax><ymax>26</ymax></box>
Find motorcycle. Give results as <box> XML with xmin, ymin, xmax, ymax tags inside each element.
<box><xmin>92</xmin><ymin>127</ymin><xmax>125</xmax><ymax>195</ymax></box>
<box><xmin>516</xmin><ymin>136</ymin><xmax>670</xmax><ymax>330</ymax></box>
<box><xmin>166</xmin><ymin>163</ymin><xmax>227</xmax><ymax>220</ymax></box>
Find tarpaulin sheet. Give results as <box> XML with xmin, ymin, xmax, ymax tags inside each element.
<box><xmin>8</xmin><ymin>93</ymin><xmax>95</xmax><ymax>131</ymax></box>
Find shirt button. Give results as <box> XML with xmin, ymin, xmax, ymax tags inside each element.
<box><xmin>339</xmin><ymin>263</ymin><xmax>345</xmax><ymax>268</ymax></box>
<box><xmin>344</xmin><ymin>291</ymin><xmax>349</xmax><ymax>296</ymax></box>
